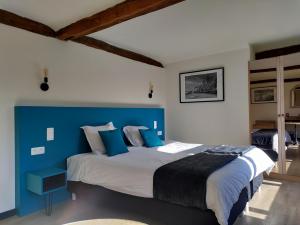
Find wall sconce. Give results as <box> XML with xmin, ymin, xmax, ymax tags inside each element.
<box><xmin>148</xmin><ymin>82</ymin><xmax>154</xmax><ymax>99</ymax></box>
<box><xmin>40</xmin><ymin>68</ymin><xmax>49</xmax><ymax>91</ymax></box>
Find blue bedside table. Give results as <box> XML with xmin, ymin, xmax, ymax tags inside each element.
<box><xmin>27</xmin><ymin>167</ymin><xmax>67</xmax><ymax>215</ymax></box>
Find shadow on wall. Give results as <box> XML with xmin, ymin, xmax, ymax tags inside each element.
<box><xmin>15</xmin><ymin>99</ymin><xmax>163</xmax><ymax>108</ymax></box>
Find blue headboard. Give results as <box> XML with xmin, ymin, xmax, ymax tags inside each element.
<box><xmin>15</xmin><ymin>106</ymin><xmax>165</xmax><ymax>216</ymax></box>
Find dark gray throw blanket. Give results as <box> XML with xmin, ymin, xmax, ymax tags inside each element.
<box><xmin>153</xmin><ymin>152</ymin><xmax>237</xmax><ymax>210</ymax></box>
<box><xmin>205</xmin><ymin>145</ymin><xmax>256</xmax><ymax>156</ymax></box>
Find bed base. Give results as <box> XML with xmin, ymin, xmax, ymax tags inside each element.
<box><xmin>70</xmin><ymin>190</ymin><xmax>250</xmax><ymax>216</ymax></box>
<box><xmin>68</xmin><ymin>174</ymin><xmax>263</xmax><ymax>225</ymax></box>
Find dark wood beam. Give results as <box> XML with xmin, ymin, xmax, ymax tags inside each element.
<box><xmin>0</xmin><ymin>9</ymin><xmax>56</xmax><ymax>37</ymax></box>
<box><xmin>0</xmin><ymin>9</ymin><xmax>164</xmax><ymax>67</ymax></box>
<box><xmin>251</xmin><ymin>77</ymin><xmax>300</xmax><ymax>85</ymax></box>
<box><xmin>250</xmin><ymin>68</ymin><xmax>276</xmax><ymax>74</ymax></box>
<box><xmin>250</xmin><ymin>65</ymin><xmax>300</xmax><ymax>74</ymax></box>
<box><xmin>57</xmin><ymin>0</ymin><xmax>185</xmax><ymax>40</ymax></box>
<box><xmin>255</xmin><ymin>44</ymin><xmax>300</xmax><ymax>60</ymax></box>
<box><xmin>72</xmin><ymin>36</ymin><xmax>164</xmax><ymax>68</ymax></box>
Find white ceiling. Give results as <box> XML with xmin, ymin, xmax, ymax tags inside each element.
<box><xmin>1</xmin><ymin>0</ymin><xmax>300</xmax><ymax>65</ymax></box>
<box><xmin>250</xmin><ymin>70</ymin><xmax>300</xmax><ymax>81</ymax></box>
<box><xmin>0</xmin><ymin>0</ymin><xmax>124</xmax><ymax>30</ymax></box>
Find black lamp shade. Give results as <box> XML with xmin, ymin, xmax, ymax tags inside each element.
<box><xmin>40</xmin><ymin>82</ymin><xmax>49</xmax><ymax>91</ymax></box>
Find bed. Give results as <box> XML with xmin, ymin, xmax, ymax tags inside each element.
<box><xmin>67</xmin><ymin>141</ymin><xmax>274</xmax><ymax>225</ymax></box>
<box><xmin>251</xmin><ymin>120</ymin><xmax>292</xmax><ymax>161</ymax></box>
<box><xmin>15</xmin><ymin>106</ymin><xmax>274</xmax><ymax>221</ymax></box>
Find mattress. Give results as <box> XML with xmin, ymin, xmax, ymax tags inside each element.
<box><xmin>67</xmin><ymin>141</ymin><xmax>274</xmax><ymax>225</ymax></box>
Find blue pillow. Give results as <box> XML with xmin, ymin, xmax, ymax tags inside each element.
<box><xmin>99</xmin><ymin>129</ymin><xmax>128</xmax><ymax>157</ymax></box>
<box><xmin>139</xmin><ymin>129</ymin><xmax>163</xmax><ymax>147</ymax></box>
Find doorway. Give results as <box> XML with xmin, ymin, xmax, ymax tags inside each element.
<box><xmin>249</xmin><ymin>53</ymin><xmax>300</xmax><ymax>178</ymax></box>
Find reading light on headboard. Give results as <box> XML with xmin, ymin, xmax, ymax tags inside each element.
<box><xmin>40</xmin><ymin>68</ymin><xmax>49</xmax><ymax>92</ymax></box>
<box><xmin>148</xmin><ymin>82</ymin><xmax>154</xmax><ymax>98</ymax></box>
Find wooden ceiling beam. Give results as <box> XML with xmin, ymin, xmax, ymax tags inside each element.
<box><xmin>251</xmin><ymin>77</ymin><xmax>300</xmax><ymax>85</ymax></box>
<box><xmin>0</xmin><ymin>9</ymin><xmax>164</xmax><ymax>68</ymax></box>
<box><xmin>250</xmin><ymin>65</ymin><xmax>300</xmax><ymax>74</ymax></box>
<box><xmin>57</xmin><ymin>0</ymin><xmax>185</xmax><ymax>40</ymax></box>
<box><xmin>255</xmin><ymin>44</ymin><xmax>300</xmax><ymax>60</ymax></box>
<box><xmin>0</xmin><ymin>9</ymin><xmax>56</xmax><ymax>37</ymax></box>
<box><xmin>72</xmin><ymin>36</ymin><xmax>164</xmax><ymax>68</ymax></box>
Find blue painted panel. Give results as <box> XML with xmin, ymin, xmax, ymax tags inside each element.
<box><xmin>15</xmin><ymin>106</ymin><xmax>165</xmax><ymax>216</ymax></box>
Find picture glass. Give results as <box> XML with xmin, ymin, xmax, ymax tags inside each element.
<box><xmin>180</xmin><ymin>68</ymin><xmax>224</xmax><ymax>103</ymax></box>
<box><xmin>251</xmin><ymin>87</ymin><xmax>277</xmax><ymax>104</ymax></box>
<box><xmin>185</xmin><ymin>72</ymin><xmax>217</xmax><ymax>99</ymax></box>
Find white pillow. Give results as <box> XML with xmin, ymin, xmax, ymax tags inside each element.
<box><xmin>123</xmin><ymin>126</ymin><xmax>148</xmax><ymax>146</ymax></box>
<box><xmin>81</xmin><ymin>122</ymin><xmax>115</xmax><ymax>154</ymax></box>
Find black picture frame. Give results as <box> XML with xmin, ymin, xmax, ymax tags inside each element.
<box><xmin>250</xmin><ymin>86</ymin><xmax>277</xmax><ymax>104</ymax></box>
<box><xmin>179</xmin><ymin>67</ymin><xmax>225</xmax><ymax>103</ymax></box>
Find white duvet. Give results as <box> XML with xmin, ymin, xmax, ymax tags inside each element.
<box><xmin>67</xmin><ymin>141</ymin><xmax>274</xmax><ymax>225</ymax></box>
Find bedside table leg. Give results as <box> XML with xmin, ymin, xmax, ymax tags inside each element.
<box><xmin>44</xmin><ymin>193</ymin><xmax>53</xmax><ymax>216</ymax></box>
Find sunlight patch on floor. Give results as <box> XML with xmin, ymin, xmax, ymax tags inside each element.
<box><xmin>287</xmin><ymin>144</ymin><xmax>299</xmax><ymax>150</ymax></box>
<box><xmin>246</xmin><ymin>180</ymin><xmax>282</xmax><ymax>220</ymax></box>
<box><xmin>63</xmin><ymin>219</ymin><xmax>148</xmax><ymax>225</ymax></box>
<box><xmin>248</xmin><ymin>207</ymin><xmax>269</xmax><ymax>219</ymax></box>
<box><xmin>245</xmin><ymin>212</ymin><xmax>267</xmax><ymax>220</ymax></box>
<box><xmin>263</xmin><ymin>180</ymin><xmax>282</xmax><ymax>186</ymax></box>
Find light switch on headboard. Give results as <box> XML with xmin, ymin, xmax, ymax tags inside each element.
<box><xmin>47</xmin><ymin>128</ymin><xmax>54</xmax><ymax>141</ymax></box>
<box><xmin>154</xmin><ymin>121</ymin><xmax>158</xmax><ymax>129</ymax></box>
<box><xmin>31</xmin><ymin>147</ymin><xmax>45</xmax><ymax>156</ymax></box>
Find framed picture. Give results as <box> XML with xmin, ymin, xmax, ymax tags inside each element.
<box><xmin>179</xmin><ymin>67</ymin><xmax>224</xmax><ymax>103</ymax></box>
<box><xmin>251</xmin><ymin>86</ymin><xmax>277</xmax><ymax>104</ymax></box>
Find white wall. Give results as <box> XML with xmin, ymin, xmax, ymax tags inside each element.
<box><xmin>0</xmin><ymin>26</ymin><xmax>253</xmax><ymax>214</ymax></box>
<box><xmin>0</xmin><ymin>25</ymin><xmax>166</xmax><ymax>213</ymax></box>
<box><xmin>165</xmin><ymin>49</ymin><xmax>250</xmax><ymax>145</ymax></box>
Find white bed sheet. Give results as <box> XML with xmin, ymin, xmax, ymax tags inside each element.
<box><xmin>67</xmin><ymin>141</ymin><xmax>274</xmax><ymax>225</ymax></box>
